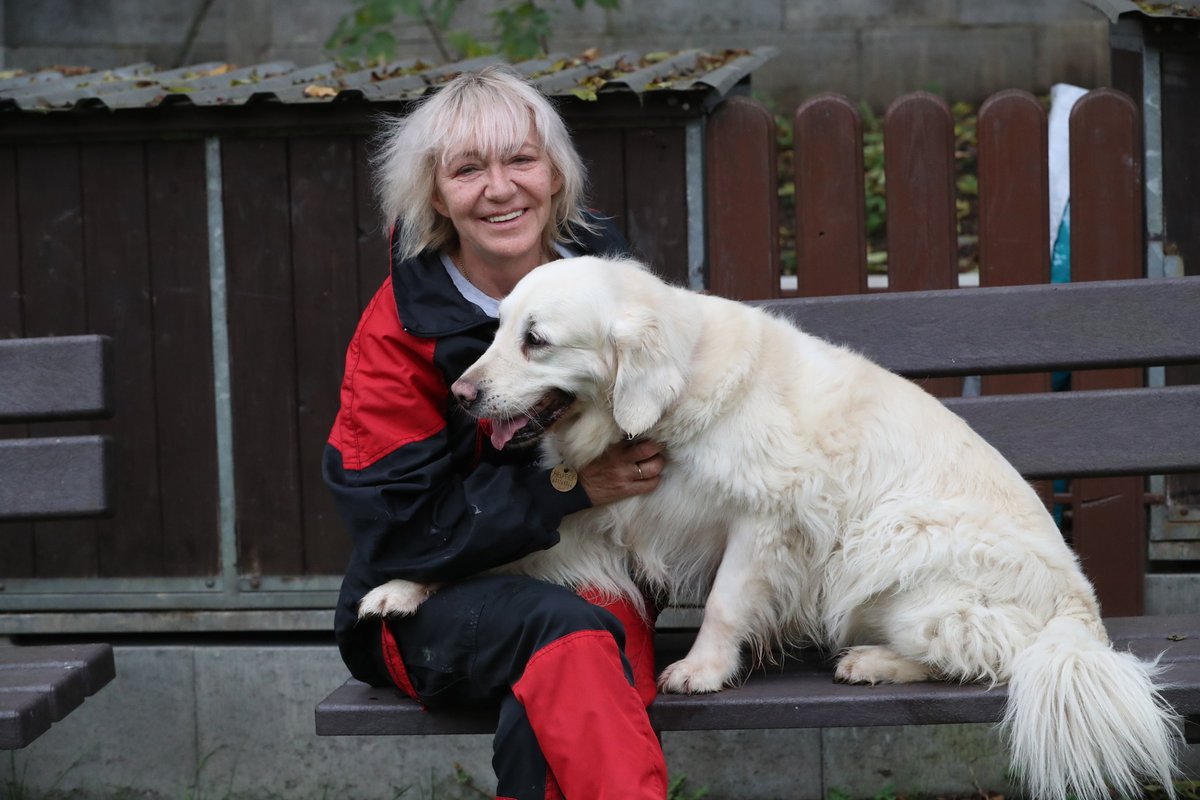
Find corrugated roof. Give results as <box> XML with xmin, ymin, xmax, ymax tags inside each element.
<box><xmin>1082</xmin><ymin>0</ymin><xmax>1200</xmax><ymax>22</ymax></box>
<box><xmin>0</xmin><ymin>47</ymin><xmax>777</xmax><ymax>113</ymax></box>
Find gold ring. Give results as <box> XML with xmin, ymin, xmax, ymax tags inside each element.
<box><xmin>636</xmin><ymin>463</ymin><xmax>644</xmax><ymax>480</ymax></box>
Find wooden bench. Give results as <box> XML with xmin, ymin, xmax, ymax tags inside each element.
<box><xmin>0</xmin><ymin>335</ymin><xmax>117</xmax><ymax>749</ymax></box>
<box><xmin>316</xmin><ymin>276</ymin><xmax>1200</xmax><ymax>739</ymax></box>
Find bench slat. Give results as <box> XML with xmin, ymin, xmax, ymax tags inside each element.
<box><xmin>0</xmin><ymin>668</ymin><xmax>87</xmax><ymax>721</ymax></box>
<box><xmin>0</xmin><ymin>643</ymin><xmax>118</xmax><ymax>694</ymax></box>
<box><xmin>754</xmin><ymin>277</ymin><xmax>1200</xmax><ymax>376</ymax></box>
<box><xmin>0</xmin><ymin>335</ymin><xmax>112</xmax><ymax>420</ymax></box>
<box><xmin>945</xmin><ymin>384</ymin><xmax>1200</xmax><ymax>478</ymax></box>
<box><xmin>0</xmin><ymin>644</ymin><xmax>116</xmax><ymax>749</ymax></box>
<box><xmin>315</xmin><ymin>615</ymin><xmax>1200</xmax><ymax>736</ymax></box>
<box><xmin>0</xmin><ymin>436</ymin><xmax>112</xmax><ymax>520</ymax></box>
<box><xmin>0</xmin><ymin>692</ymin><xmax>52</xmax><ymax>750</ymax></box>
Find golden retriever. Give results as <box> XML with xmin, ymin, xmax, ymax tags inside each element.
<box><xmin>360</xmin><ymin>255</ymin><xmax>1180</xmax><ymax>800</ymax></box>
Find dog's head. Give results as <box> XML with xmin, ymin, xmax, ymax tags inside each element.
<box><xmin>452</xmin><ymin>255</ymin><xmax>697</xmax><ymax>451</ymax></box>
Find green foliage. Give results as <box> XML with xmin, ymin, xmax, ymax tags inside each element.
<box><xmin>667</xmin><ymin>775</ymin><xmax>711</xmax><ymax>800</ymax></box>
<box><xmin>326</xmin><ymin>0</ymin><xmax>619</xmax><ymax>66</ymax></box>
<box><xmin>493</xmin><ymin>1</ymin><xmax>555</xmax><ymax>60</ymax></box>
<box><xmin>859</xmin><ymin>101</ymin><xmax>887</xmax><ymax>250</ymax></box>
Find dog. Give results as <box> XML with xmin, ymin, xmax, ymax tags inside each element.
<box><xmin>359</xmin><ymin>255</ymin><xmax>1181</xmax><ymax>800</ymax></box>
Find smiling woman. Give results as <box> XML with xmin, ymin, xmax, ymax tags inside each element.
<box><xmin>430</xmin><ymin>135</ymin><xmax>563</xmax><ymax>299</ymax></box>
<box><xmin>322</xmin><ymin>65</ymin><xmax>670</xmax><ymax>800</ymax></box>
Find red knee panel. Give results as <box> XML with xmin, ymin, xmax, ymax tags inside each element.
<box><xmin>577</xmin><ymin>587</ymin><xmax>658</xmax><ymax>706</ymax></box>
<box><xmin>380</xmin><ymin>623</ymin><xmax>421</xmax><ymax>702</ymax></box>
<box><xmin>513</xmin><ymin>629</ymin><xmax>667</xmax><ymax>800</ymax></box>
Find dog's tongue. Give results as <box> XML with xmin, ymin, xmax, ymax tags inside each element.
<box><xmin>488</xmin><ymin>417</ymin><xmax>530</xmax><ymax>450</ymax></box>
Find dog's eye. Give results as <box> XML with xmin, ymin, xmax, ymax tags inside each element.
<box><xmin>524</xmin><ymin>329</ymin><xmax>548</xmax><ymax>349</ymax></box>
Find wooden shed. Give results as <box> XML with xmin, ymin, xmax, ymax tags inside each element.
<box><xmin>0</xmin><ymin>49</ymin><xmax>776</xmax><ymax>631</ymax></box>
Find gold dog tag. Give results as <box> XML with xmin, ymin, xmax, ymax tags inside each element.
<box><xmin>550</xmin><ymin>463</ymin><xmax>578</xmax><ymax>492</ymax></box>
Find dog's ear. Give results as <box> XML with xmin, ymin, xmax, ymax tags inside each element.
<box><xmin>609</xmin><ymin>303</ymin><xmax>693</xmax><ymax>437</ymax></box>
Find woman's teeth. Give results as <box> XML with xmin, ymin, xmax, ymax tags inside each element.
<box><xmin>486</xmin><ymin>210</ymin><xmax>524</xmax><ymax>223</ymax></box>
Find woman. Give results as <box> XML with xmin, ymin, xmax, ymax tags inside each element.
<box><xmin>323</xmin><ymin>66</ymin><xmax>669</xmax><ymax>799</ymax></box>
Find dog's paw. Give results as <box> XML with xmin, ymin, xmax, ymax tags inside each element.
<box><xmin>657</xmin><ymin>656</ymin><xmax>733</xmax><ymax>694</ymax></box>
<box><xmin>357</xmin><ymin>580</ymin><xmax>438</xmax><ymax>619</ymax></box>
<box><xmin>833</xmin><ymin>645</ymin><xmax>930</xmax><ymax>685</ymax></box>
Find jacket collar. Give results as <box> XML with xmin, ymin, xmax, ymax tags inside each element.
<box><xmin>390</xmin><ymin>247</ymin><xmax>490</xmax><ymax>338</ymax></box>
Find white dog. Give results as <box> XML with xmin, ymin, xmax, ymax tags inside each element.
<box><xmin>360</xmin><ymin>255</ymin><xmax>1180</xmax><ymax>800</ymax></box>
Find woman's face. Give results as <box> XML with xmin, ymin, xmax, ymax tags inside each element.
<box><xmin>432</xmin><ymin>135</ymin><xmax>563</xmax><ymax>267</ymax></box>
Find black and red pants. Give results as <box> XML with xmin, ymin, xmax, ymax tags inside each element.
<box><xmin>371</xmin><ymin>574</ymin><xmax>667</xmax><ymax>799</ymax></box>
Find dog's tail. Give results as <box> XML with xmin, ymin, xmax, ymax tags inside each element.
<box><xmin>1001</xmin><ymin>615</ymin><xmax>1181</xmax><ymax>800</ymax></box>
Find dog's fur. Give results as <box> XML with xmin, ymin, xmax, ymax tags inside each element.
<box><xmin>361</xmin><ymin>255</ymin><xmax>1181</xmax><ymax>800</ymax></box>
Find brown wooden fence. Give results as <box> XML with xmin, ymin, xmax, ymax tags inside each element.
<box><xmin>0</xmin><ymin>86</ymin><xmax>1158</xmax><ymax>618</ymax></box>
<box><xmin>704</xmin><ymin>89</ymin><xmax>1148</xmax><ymax>615</ymax></box>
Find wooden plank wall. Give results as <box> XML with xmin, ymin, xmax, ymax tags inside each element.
<box><xmin>0</xmin><ymin>135</ymin><xmax>387</xmax><ymax>581</ymax></box>
<box><xmin>706</xmin><ymin>89</ymin><xmax>1149</xmax><ymax>615</ymax></box>
<box><xmin>573</xmin><ymin>126</ymin><xmax>690</xmax><ymax>287</ymax></box>
<box><xmin>221</xmin><ymin>135</ymin><xmax>385</xmax><ymax>578</ymax></box>
<box><xmin>0</xmin><ymin>122</ymin><xmax>684</xmax><ymax>584</ymax></box>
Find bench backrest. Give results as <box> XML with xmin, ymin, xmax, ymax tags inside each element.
<box><xmin>754</xmin><ymin>276</ymin><xmax>1200</xmax><ymax>479</ymax></box>
<box><xmin>0</xmin><ymin>335</ymin><xmax>113</xmax><ymax>520</ymax></box>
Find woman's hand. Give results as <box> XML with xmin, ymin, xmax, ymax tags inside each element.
<box><xmin>577</xmin><ymin>439</ymin><xmax>666</xmax><ymax>506</ymax></box>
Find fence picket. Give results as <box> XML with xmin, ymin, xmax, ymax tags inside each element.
<box><xmin>793</xmin><ymin>94</ymin><xmax>867</xmax><ymax>297</ymax></box>
<box><xmin>883</xmin><ymin>92</ymin><xmax>960</xmax><ymax>396</ymax></box>
<box><xmin>705</xmin><ymin>97</ymin><xmax>779</xmax><ymax>300</ymax></box>
<box><xmin>1069</xmin><ymin>89</ymin><xmax>1146</xmax><ymax>616</ymax></box>
<box><xmin>976</xmin><ymin>90</ymin><xmax>1054</xmax><ymax>511</ymax></box>
<box><xmin>883</xmin><ymin>92</ymin><xmax>958</xmax><ymax>290</ymax></box>
<box><xmin>977</xmin><ymin>90</ymin><xmax>1051</xmax><ymax>397</ymax></box>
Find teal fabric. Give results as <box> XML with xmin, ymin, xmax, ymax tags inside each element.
<box><xmin>1050</xmin><ymin>201</ymin><xmax>1072</xmax><ymax>526</ymax></box>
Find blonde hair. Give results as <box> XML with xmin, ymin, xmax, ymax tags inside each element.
<box><xmin>374</xmin><ymin>65</ymin><xmax>593</xmax><ymax>261</ymax></box>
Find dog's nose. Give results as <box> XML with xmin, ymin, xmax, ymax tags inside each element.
<box><xmin>451</xmin><ymin>378</ymin><xmax>478</xmax><ymax>406</ymax></box>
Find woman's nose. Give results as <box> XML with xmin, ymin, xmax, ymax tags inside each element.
<box><xmin>482</xmin><ymin>164</ymin><xmax>516</xmax><ymax>199</ymax></box>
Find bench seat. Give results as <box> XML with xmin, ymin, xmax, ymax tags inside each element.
<box><xmin>0</xmin><ymin>643</ymin><xmax>116</xmax><ymax>749</ymax></box>
<box><xmin>0</xmin><ymin>335</ymin><xmax>116</xmax><ymax>748</ymax></box>
<box><xmin>315</xmin><ymin>276</ymin><xmax>1200</xmax><ymax>746</ymax></box>
<box><xmin>315</xmin><ymin>614</ymin><xmax>1200</xmax><ymax>736</ymax></box>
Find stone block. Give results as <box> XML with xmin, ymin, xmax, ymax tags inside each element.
<box><xmin>0</xmin><ymin>647</ymin><xmax>199</xmax><ymax>799</ymax></box>
<box><xmin>192</xmin><ymin>644</ymin><xmax>495</xmax><ymax>799</ymax></box>
<box><xmin>821</xmin><ymin>723</ymin><xmax>1012</xmax><ymax>797</ymax></box>
<box><xmin>5</xmin><ymin>0</ymin><xmax>209</xmax><ymax>46</ymax></box>
<box><xmin>959</xmin><ymin>0</ymin><xmax>1108</xmax><ymax>26</ymax></box>
<box><xmin>787</xmin><ymin>0</ymin><xmax>958</xmax><ymax>30</ymax></box>
<box><xmin>664</xmin><ymin>728</ymin><xmax>823</xmax><ymax>799</ymax></box>
<box><xmin>1035</xmin><ymin>20</ymin><xmax>1111</xmax><ymax>92</ymax></box>
<box><xmin>270</xmin><ymin>0</ymin><xmax>349</xmax><ymax>48</ymax></box>
<box><xmin>610</xmin><ymin>0</ymin><xmax>785</xmax><ymax>36</ymax></box>
<box><xmin>861</xmin><ymin>26</ymin><xmax>1036</xmax><ymax>106</ymax></box>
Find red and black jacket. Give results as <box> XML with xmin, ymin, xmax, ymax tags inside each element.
<box><xmin>324</xmin><ymin>215</ymin><xmax>631</xmax><ymax>683</ymax></box>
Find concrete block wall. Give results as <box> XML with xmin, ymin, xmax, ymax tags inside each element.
<box><xmin>5</xmin><ymin>640</ymin><xmax>1200</xmax><ymax>798</ymax></box>
<box><xmin>0</xmin><ymin>640</ymin><xmax>1020</xmax><ymax>799</ymax></box>
<box><xmin>7</xmin><ymin>640</ymin><xmax>1199</xmax><ymax>798</ymax></box>
<box><xmin>1</xmin><ymin>0</ymin><xmax>1111</xmax><ymax>107</ymax></box>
